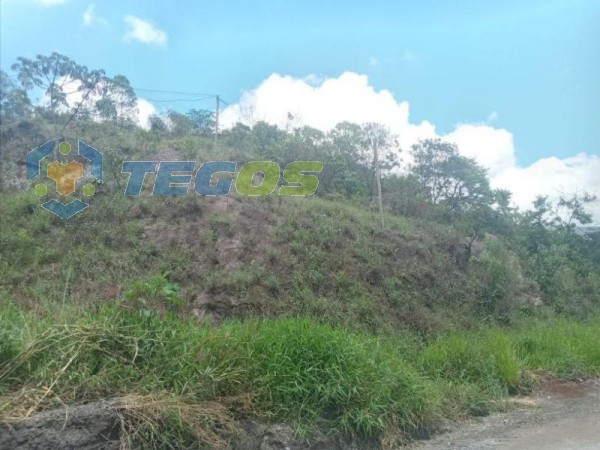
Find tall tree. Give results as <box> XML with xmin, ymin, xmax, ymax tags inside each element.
<box><xmin>329</xmin><ymin>122</ymin><xmax>398</xmax><ymax>204</ymax></box>
<box><xmin>11</xmin><ymin>52</ymin><xmax>136</xmax><ymax>132</ymax></box>
<box><xmin>186</xmin><ymin>109</ymin><xmax>215</xmax><ymax>134</ymax></box>
<box><xmin>94</xmin><ymin>75</ymin><xmax>137</xmax><ymax>123</ymax></box>
<box><xmin>411</xmin><ymin>138</ymin><xmax>491</xmax><ymax>213</ymax></box>
<box><xmin>363</xmin><ymin>123</ymin><xmax>398</xmax><ymax>227</ymax></box>
<box><xmin>166</xmin><ymin>110</ymin><xmax>196</xmax><ymax>136</ymax></box>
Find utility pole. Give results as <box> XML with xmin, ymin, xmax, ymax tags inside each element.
<box><xmin>374</xmin><ymin>142</ymin><xmax>385</xmax><ymax>229</ymax></box>
<box><xmin>214</xmin><ymin>95</ymin><xmax>220</xmax><ymax>147</ymax></box>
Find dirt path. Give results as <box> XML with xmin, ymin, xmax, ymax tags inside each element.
<box><xmin>410</xmin><ymin>379</ymin><xmax>600</xmax><ymax>450</ymax></box>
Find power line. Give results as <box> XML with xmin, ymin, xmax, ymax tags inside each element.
<box><xmin>133</xmin><ymin>87</ymin><xmax>218</xmax><ymax>97</ymax></box>
<box><xmin>132</xmin><ymin>87</ymin><xmax>236</xmax><ymax>109</ymax></box>
<box><xmin>132</xmin><ymin>87</ymin><xmax>236</xmax><ymax>140</ymax></box>
<box><xmin>143</xmin><ymin>96</ymin><xmax>215</xmax><ymax>103</ymax></box>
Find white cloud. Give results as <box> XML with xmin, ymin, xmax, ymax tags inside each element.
<box><xmin>81</xmin><ymin>4</ymin><xmax>108</xmax><ymax>27</ymax></box>
<box><xmin>220</xmin><ymin>71</ymin><xmax>436</xmax><ymax>149</ymax></box>
<box><xmin>135</xmin><ymin>98</ymin><xmax>157</xmax><ymax>129</ymax></box>
<box><xmin>124</xmin><ymin>16</ymin><xmax>167</xmax><ymax>46</ymax></box>
<box><xmin>33</xmin><ymin>0</ymin><xmax>67</xmax><ymax>5</ymax></box>
<box><xmin>82</xmin><ymin>4</ymin><xmax>107</xmax><ymax>27</ymax></box>
<box><xmin>83</xmin><ymin>4</ymin><xmax>95</xmax><ymax>25</ymax></box>
<box><xmin>443</xmin><ymin>124</ymin><xmax>515</xmax><ymax>178</ymax></box>
<box><xmin>220</xmin><ymin>72</ymin><xmax>600</xmax><ymax>221</ymax></box>
<box><xmin>492</xmin><ymin>154</ymin><xmax>600</xmax><ymax>220</ymax></box>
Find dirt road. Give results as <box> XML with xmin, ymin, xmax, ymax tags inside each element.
<box><xmin>411</xmin><ymin>379</ymin><xmax>600</xmax><ymax>450</ymax></box>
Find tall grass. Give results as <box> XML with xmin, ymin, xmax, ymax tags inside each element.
<box><xmin>0</xmin><ymin>304</ymin><xmax>433</xmax><ymax>443</ymax></box>
<box><xmin>1</xmin><ymin>302</ymin><xmax>599</xmax><ymax>447</ymax></box>
<box><xmin>512</xmin><ymin>316</ymin><xmax>600</xmax><ymax>377</ymax></box>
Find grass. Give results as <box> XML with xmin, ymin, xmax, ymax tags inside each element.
<box><xmin>1</xmin><ymin>177</ymin><xmax>599</xmax><ymax>447</ymax></box>
<box><xmin>0</xmin><ymin>304</ymin><xmax>433</xmax><ymax>440</ymax></box>
<box><xmin>0</xmin><ymin>189</ymin><xmax>483</xmax><ymax>335</ymax></box>
<box><xmin>512</xmin><ymin>316</ymin><xmax>600</xmax><ymax>377</ymax></box>
<box><xmin>1</xmin><ymin>301</ymin><xmax>599</xmax><ymax>447</ymax></box>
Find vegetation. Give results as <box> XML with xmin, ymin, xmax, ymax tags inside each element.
<box><xmin>1</xmin><ymin>306</ymin><xmax>599</xmax><ymax>447</ymax></box>
<box><xmin>1</xmin><ymin>52</ymin><xmax>599</xmax><ymax>447</ymax></box>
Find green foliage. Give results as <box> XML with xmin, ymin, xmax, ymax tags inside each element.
<box><xmin>124</xmin><ymin>274</ymin><xmax>182</xmax><ymax>309</ymax></box>
<box><xmin>513</xmin><ymin>316</ymin><xmax>600</xmax><ymax>377</ymax></box>
<box><xmin>235</xmin><ymin>319</ymin><xmax>430</xmax><ymax>435</ymax></box>
<box><xmin>410</xmin><ymin>139</ymin><xmax>491</xmax><ymax>213</ymax></box>
<box><xmin>186</xmin><ymin>108</ymin><xmax>215</xmax><ymax>134</ymax></box>
<box><xmin>1</xmin><ymin>50</ymin><xmax>600</xmax><ymax>446</ymax></box>
<box><xmin>2</xmin><ymin>305</ymin><xmax>600</xmax><ymax>444</ymax></box>
<box><xmin>0</xmin><ymin>69</ymin><xmax>31</xmax><ymax>119</ymax></box>
<box><xmin>0</xmin><ymin>308</ymin><xmax>434</xmax><ymax>440</ymax></box>
<box><xmin>421</xmin><ymin>334</ymin><xmax>495</xmax><ymax>382</ymax></box>
<box><xmin>467</xmin><ymin>239</ymin><xmax>524</xmax><ymax>321</ymax></box>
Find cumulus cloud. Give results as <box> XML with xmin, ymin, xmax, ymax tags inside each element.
<box><xmin>443</xmin><ymin>124</ymin><xmax>515</xmax><ymax>178</ymax></box>
<box><xmin>220</xmin><ymin>72</ymin><xmax>436</xmax><ymax>150</ymax></box>
<box><xmin>124</xmin><ymin>16</ymin><xmax>167</xmax><ymax>46</ymax></box>
<box><xmin>82</xmin><ymin>4</ymin><xmax>107</xmax><ymax>27</ymax></box>
<box><xmin>220</xmin><ymin>72</ymin><xmax>599</xmax><ymax>221</ymax></box>
<box><xmin>135</xmin><ymin>98</ymin><xmax>157</xmax><ymax>129</ymax></box>
<box><xmin>492</xmin><ymin>154</ymin><xmax>600</xmax><ymax>220</ymax></box>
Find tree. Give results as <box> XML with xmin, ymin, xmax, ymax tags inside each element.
<box><xmin>166</xmin><ymin>110</ymin><xmax>196</xmax><ymax>136</ymax></box>
<box><xmin>363</xmin><ymin>122</ymin><xmax>398</xmax><ymax>227</ymax></box>
<box><xmin>329</xmin><ymin>122</ymin><xmax>398</xmax><ymax>202</ymax></box>
<box><xmin>148</xmin><ymin>114</ymin><xmax>167</xmax><ymax>133</ymax></box>
<box><xmin>186</xmin><ymin>109</ymin><xmax>215</xmax><ymax>134</ymax></box>
<box><xmin>555</xmin><ymin>193</ymin><xmax>597</xmax><ymax>230</ymax></box>
<box><xmin>11</xmin><ymin>52</ymin><xmax>136</xmax><ymax>132</ymax></box>
<box><xmin>411</xmin><ymin>139</ymin><xmax>491</xmax><ymax>213</ymax></box>
<box><xmin>383</xmin><ymin>174</ymin><xmax>430</xmax><ymax>218</ymax></box>
<box><xmin>492</xmin><ymin>189</ymin><xmax>515</xmax><ymax>218</ymax></box>
<box><xmin>249</xmin><ymin>121</ymin><xmax>286</xmax><ymax>159</ymax></box>
<box><xmin>526</xmin><ymin>193</ymin><xmax>596</xmax><ymax>232</ymax></box>
<box><xmin>221</xmin><ymin>122</ymin><xmax>252</xmax><ymax>151</ymax></box>
<box><xmin>483</xmin><ymin>189</ymin><xmax>518</xmax><ymax>238</ymax></box>
<box><xmin>94</xmin><ymin>75</ymin><xmax>137</xmax><ymax>123</ymax></box>
<box><xmin>0</xmin><ymin>70</ymin><xmax>31</xmax><ymax>119</ymax></box>
<box><xmin>521</xmin><ymin>192</ymin><xmax>597</xmax><ymax>251</ymax></box>
<box><xmin>285</xmin><ymin>126</ymin><xmax>326</xmax><ymax>162</ymax></box>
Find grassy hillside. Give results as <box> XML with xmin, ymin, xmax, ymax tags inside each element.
<box><xmin>1</xmin><ymin>184</ymin><xmax>539</xmax><ymax>335</ymax></box>
<box><xmin>1</xmin><ymin>115</ymin><xmax>599</xmax><ymax>448</ymax></box>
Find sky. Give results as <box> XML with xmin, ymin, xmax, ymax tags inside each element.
<box><xmin>1</xmin><ymin>0</ymin><xmax>599</xmax><ymax>218</ymax></box>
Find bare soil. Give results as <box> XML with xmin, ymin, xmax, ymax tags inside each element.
<box><xmin>409</xmin><ymin>379</ymin><xmax>600</xmax><ymax>450</ymax></box>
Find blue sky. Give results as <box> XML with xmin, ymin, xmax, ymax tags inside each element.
<box><xmin>1</xmin><ymin>0</ymin><xmax>598</xmax><ymax>166</ymax></box>
<box><xmin>2</xmin><ymin>0</ymin><xmax>600</xmax><ymax>220</ymax></box>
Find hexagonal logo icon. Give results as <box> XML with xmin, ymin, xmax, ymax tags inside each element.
<box><xmin>27</xmin><ymin>140</ymin><xmax>103</xmax><ymax>219</ymax></box>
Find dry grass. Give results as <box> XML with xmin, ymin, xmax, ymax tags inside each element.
<box><xmin>117</xmin><ymin>393</ymin><xmax>239</xmax><ymax>449</ymax></box>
